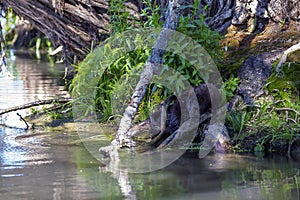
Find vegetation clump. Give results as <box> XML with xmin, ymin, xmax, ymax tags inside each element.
<box><xmin>71</xmin><ymin>1</ymin><xmax>223</xmax><ymax>122</ymax></box>
<box><xmin>227</xmin><ymin>61</ymin><xmax>300</xmax><ymax>156</ymax></box>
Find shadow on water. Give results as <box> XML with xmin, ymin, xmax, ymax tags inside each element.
<box><xmin>0</xmin><ymin>52</ymin><xmax>300</xmax><ymax>200</ymax></box>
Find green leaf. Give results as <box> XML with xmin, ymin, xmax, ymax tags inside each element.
<box><xmin>186</xmin><ymin>24</ymin><xmax>196</xmax><ymax>28</ymax></box>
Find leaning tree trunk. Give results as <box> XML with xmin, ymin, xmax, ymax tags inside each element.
<box><xmin>112</xmin><ymin>0</ymin><xmax>182</xmax><ymax>147</ymax></box>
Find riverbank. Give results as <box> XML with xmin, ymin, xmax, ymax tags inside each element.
<box><xmin>2</xmin><ymin>21</ymin><xmax>299</xmax><ymax>160</ymax></box>
<box><xmin>22</xmin><ymin>104</ymin><xmax>299</xmax><ymax>161</ymax></box>
<box><xmin>221</xmin><ymin>23</ymin><xmax>300</xmax><ymax>158</ymax></box>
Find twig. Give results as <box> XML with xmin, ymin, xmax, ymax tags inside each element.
<box><xmin>276</xmin><ymin>42</ymin><xmax>300</xmax><ymax>73</ymax></box>
<box><xmin>287</xmin><ymin>118</ymin><xmax>300</xmax><ymax>127</ymax></box>
<box><xmin>16</xmin><ymin>113</ymin><xmax>29</xmax><ymax>130</ymax></box>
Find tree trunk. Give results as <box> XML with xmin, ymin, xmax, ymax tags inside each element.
<box><xmin>113</xmin><ymin>0</ymin><xmax>182</xmax><ymax>147</ymax></box>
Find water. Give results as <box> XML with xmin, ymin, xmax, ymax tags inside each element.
<box><xmin>0</xmin><ymin>50</ymin><xmax>69</xmax><ymax>128</ymax></box>
<box><xmin>0</xmin><ymin>52</ymin><xmax>300</xmax><ymax>200</ymax></box>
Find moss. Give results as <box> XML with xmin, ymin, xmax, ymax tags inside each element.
<box><xmin>221</xmin><ymin>24</ymin><xmax>300</xmax><ymax>76</ymax></box>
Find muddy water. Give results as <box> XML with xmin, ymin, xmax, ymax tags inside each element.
<box><xmin>0</xmin><ymin>52</ymin><xmax>300</xmax><ymax>200</ymax></box>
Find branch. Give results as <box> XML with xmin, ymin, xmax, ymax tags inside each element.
<box><xmin>113</xmin><ymin>0</ymin><xmax>181</xmax><ymax>147</ymax></box>
<box><xmin>276</xmin><ymin>42</ymin><xmax>300</xmax><ymax>73</ymax></box>
<box><xmin>0</xmin><ymin>98</ymin><xmax>72</xmax><ymax>115</ymax></box>
<box><xmin>16</xmin><ymin>113</ymin><xmax>29</xmax><ymax>130</ymax></box>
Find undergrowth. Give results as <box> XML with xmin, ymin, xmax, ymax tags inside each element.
<box><xmin>71</xmin><ymin>0</ymin><xmax>224</xmax><ymax>122</ymax></box>
<box><xmin>227</xmin><ymin>62</ymin><xmax>300</xmax><ymax>154</ymax></box>
<box><xmin>70</xmin><ymin>0</ymin><xmax>299</xmax><ymax>155</ymax></box>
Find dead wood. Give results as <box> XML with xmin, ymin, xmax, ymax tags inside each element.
<box><xmin>0</xmin><ymin>0</ymin><xmax>111</xmax><ymax>62</ymax></box>
<box><xmin>0</xmin><ymin>98</ymin><xmax>72</xmax><ymax>115</ymax></box>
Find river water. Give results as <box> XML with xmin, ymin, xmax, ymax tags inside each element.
<box><xmin>0</xmin><ymin>52</ymin><xmax>300</xmax><ymax>200</ymax></box>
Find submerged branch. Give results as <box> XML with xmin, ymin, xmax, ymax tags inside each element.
<box><xmin>16</xmin><ymin>113</ymin><xmax>29</xmax><ymax>130</ymax></box>
<box><xmin>0</xmin><ymin>98</ymin><xmax>72</xmax><ymax>115</ymax></box>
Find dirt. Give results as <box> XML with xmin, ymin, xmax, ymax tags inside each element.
<box><xmin>221</xmin><ymin>22</ymin><xmax>300</xmax><ymax>73</ymax></box>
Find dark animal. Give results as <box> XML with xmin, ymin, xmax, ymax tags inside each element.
<box><xmin>149</xmin><ymin>83</ymin><xmax>222</xmax><ymax>147</ymax></box>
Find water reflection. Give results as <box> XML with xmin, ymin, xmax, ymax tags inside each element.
<box><xmin>0</xmin><ymin>53</ymin><xmax>102</xmax><ymax>199</ymax></box>
<box><xmin>0</xmin><ymin>51</ymin><xmax>68</xmax><ymax>172</ymax></box>
<box><xmin>73</xmin><ymin>150</ymin><xmax>300</xmax><ymax>200</ymax></box>
<box><xmin>1</xmin><ymin>129</ymin><xmax>300</xmax><ymax>200</ymax></box>
<box><xmin>0</xmin><ymin>128</ymin><xmax>51</xmax><ymax>172</ymax></box>
<box><xmin>0</xmin><ymin>135</ymin><xmax>103</xmax><ymax>199</ymax></box>
<box><xmin>0</xmin><ymin>51</ymin><xmax>69</xmax><ymax>127</ymax></box>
